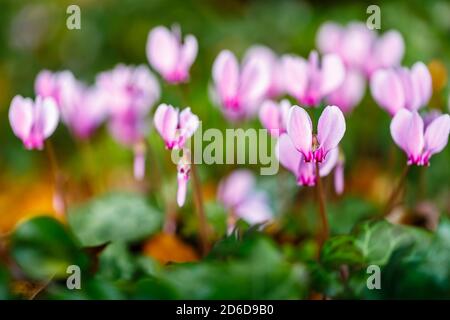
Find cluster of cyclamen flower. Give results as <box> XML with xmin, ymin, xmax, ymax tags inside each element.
<box><xmin>8</xmin><ymin>22</ymin><xmax>450</xmax><ymax>225</ymax></box>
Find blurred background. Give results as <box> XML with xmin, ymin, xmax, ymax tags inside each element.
<box><xmin>0</xmin><ymin>0</ymin><xmax>449</xmax><ymax>300</ymax></box>
<box><xmin>0</xmin><ymin>0</ymin><xmax>448</xmax><ymax>231</ymax></box>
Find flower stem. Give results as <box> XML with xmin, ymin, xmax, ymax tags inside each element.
<box><xmin>384</xmin><ymin>165</ymin><xmax>410</xmax><ymax>216</ymax></box>
<box><xmin>190</xmin><ymin>162</ymin><xmax>210</xmax><ymax>255</ymax></box>
<box><xmin>315</xmin><ymin>162</ymin><xmax>329</xmax><ymax>246</ymax></box>
<box><xmin>45</xmin><ymin>140</ymin><xmax>66</xmax><ymax>217</ymax></box>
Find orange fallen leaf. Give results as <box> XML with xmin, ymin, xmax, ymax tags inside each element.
<box><xmin>142</xmin><ymin>233</ymin><xmax>199</xmax><ymax>264</ymax></box>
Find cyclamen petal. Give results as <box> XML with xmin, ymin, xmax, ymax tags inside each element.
<box><xmin>287</xmin><ymin>106</ymin><xmax>313</xmax><ymax>160</ymax></box>
<box><xmin>217</xmin><ymin>170</ymin><xmax>272</xmax><ymax>226</ymax></box>
<box><xmin>147</xmin><ymin>25</ymin><xmax>197</xmax><ymax>83</ymax></box>
<box><xmin>35</xmin><ymin>96</ymin><xmax>59</xmax><ymax>139</ymax></box>
<box><xmin>212</xmin><ymin>49</ymin><xmax>269</xmax><ymax>120</ymax></box>
<box><xmin>334</xmin><ymin>159</ymin><xmax>345</xmax><ymax>195</ymax></box>
<box><xmin>318</xmin><ymin>147</ymin><xmax>339</xmax><ymax>177</ymax></box>
<box><xmin>370</xmin><ymin>69</ymin><xmax>405</xmax><ymax>115</ymax></box>
<box><xmin>326</xmin><ymin>69</ymin><xmax>366</xmax><ymax>113</ymax></box>
<box><xmin>424</xmin><ymin>114</ymin><xmax>450</xmax><ymax>157</ymax></box>
<box><xmin>282</xmin><ymin>51</ymin><xmax>345</xmax><ymax>107</ymax></box>
<box><xmin>154</xmin><ymin>104</ymin><xmax>199</xmax><ymax>149</ymax></box>
<box><xmin>217</xmin><ymin>169</ymin><xmax>255</xmax><ymax>208</ymax></box>
<box><xmin>276</xmin><ymin>134</ymin><xmax>302</xmax><ymax>176</ymax></box>
<box><xmin>369</xmin><ymin>30</ymin><xmax>404</xmax><ymax>75</ymax></box>
<box><xmin>281</xmin><ymin>55</ymin><xmax>309</xmax><ymax>103</ymax></box>
<box><xmin>371</xmin><ymin>62</ymin><xmax>431</xmax><ymax>115</ymax></box>
<box><xmin>389</xmin><ymin>109</ymin><xmax>448</xmax><ymax>166</ymax></box>
<box><xmin>154</xmin><ymin>104</ymin><xmax>179</xmax><ymax>149</ymax></box>
<box><xmin>244</xmin><ymin>45</ymin><xmax>284</xmax><ymax>98</ymax></box>
<box><xmin>411</xmin><ymin>62</ymin><xmax>432</xmax><ymax>109</ymax></box>
<box><xmin>259</xmin><ymin>99</ymin><xmax>290</xmax><ymax>136</ymax></box>
<box><xmin>234</xmin><ymin>192</ymin><xmax>272</xmax><ymax>225</ymax></box>
<box><xmin>9</xmin><ymin>95</ymin><xmax>59</xmax><ymax>150</ymax></box>
<box><xmin>35</xmin><ymin>70</ymin><xmax>57</xmax><ymax>99</ymax></box>
<box><xmin>212</xmin><ymin>50</ymin><xmax>240</xmax><ymax>108</ymax></box>
<box><xmin>9</xmin><ymin>96</ymin><xmax>34</xmax><ymax>142</ymax></box>
<box><xmin>317</xmin><ymin>106</ymin><xmax>346</xmax><ymax>160</ymax></box>
<box><xmin>320</xmin><ymin>54</ymin><xmax>346</xmax><ymax>96</ymax></box>
<box><xmin>239</xmin><ymin>55</ymin><xmax>270</xmax><ymax>111</ymax></box>
<box><xmin>316</xmin><ymin>22</ymin><xmax>343</xmax><ymax>55</ymax></box>
<box><xmin>277</xmin><ymin>134</ymin><xmax>340</xmax><ymax>186</ymax></box>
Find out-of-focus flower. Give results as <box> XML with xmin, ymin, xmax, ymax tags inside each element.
<box><xmin>277</xmin><ymin>134</ymin><xmax>339</xmax><ymax>186</ymax></box>
<box><xmin>154</xmin><ymin>104</ymin><xmax>199</xmax><ymax>150</ymax></box>
<box><xmin>326</xmin><ymin>69</ymin><xmax>366</xmax><ymax>113</ymax></box>
<box><xmin>287</xmin><ymin>105</ymin><xmax>346</xmax><ymax>162</ymax></box>
<box><xmin>212</xmin><ymin>50</ymin><xmax>270</xmax><ymax>121</ymax></box>
<box><xmin>316</xmin><ymin>21</ymin><xmax>404</xmax><ymax>77</ymax></box>
<box><xmin>334</xmin><ymin>154</ymin><xmax>345</xmax><ymax>195</ymax></box>
<box><xmin>35</xmin><ymin>70</ymin><xmax>108</xmax><ymax>139</ymax></box>
<box><xmin>97</xmin><ymin>65</ymin><xmax>159</xmax><ymax>180</ymax></box>
<box><xmin>177</xmin><ymin>151</ymin><xmax>191</xmax><ymax>207</ymax></box>
<box><xmin>422</xmin><ymin>109</ymin><xmax>442</xmax><ymax>127</ymax></box>
<box><xmin>370</xmin><ymin>62</ymin><xmax>432</xmax><ymax>116</ymax></box>
<box><xmin>146</xmin><ymin>25</ymin><xmax>198</xmax><ymax>84</ymax></box>
<box><xmin>9</xmin><ymin>95</ymin><xmax>59</xmax><ymax>150</ymax></box>
<box><xmin>390</xmin><ymin>109</ymin><xmax>450</xmax><ymax>166</ymax></box>
<box><xmin>96</xmin><ymin>64</ymin><xmax>160</xmax><ymax>145</ymax></box>
<box><xmin>259</xmin><ymin>99</ymin><xmax>290</xmax><ymax>137</ymax></box>
<box><xmin>282</xmin><ymin>51</ymin><xmax>345</xmax><ymax>107</ymax></box>
<box><xmin>243</xmin><ymin>45</ymin><xmax>284</xmax><ymax>99</ymax></box>
<box><xmin>35</xmin><ymin>70</ymin><xmax>74</xmax><ymax>106</ymax></box>
<box><xmin>217</xmin><ymin>170</ymin><xmax>273</xmax><ymax>227</ymax></box>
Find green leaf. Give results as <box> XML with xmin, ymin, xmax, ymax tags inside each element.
<box><xmin>45</xmin><ymin>275</ymin><xmax>125</xmax><ymax>300</ymax></box>
<box><xmin>10</xmin><ymin>216</ymin><xmax>89</xmax><ymax>280</ymax></box>
<box><xmin>98</xmin><ymin>242</ymin><xmax>137</xmax><ymax>281</ymax></box>
<box><xmin>369</xmin><ymin>218</ymin><xmax>450</xmax><ymax>299</ymax></box>
<box><xmin>161</xmin><ymin>236</ymin><xmax>308</xmax><ymax>299</ymax></box>
<box><xmin>0</xmin><ymin>265</ymin><xmax>11</xmax><ymax>300</ymax></box>
<box><xmin>321</xmin><ymin>220</ymin><xmax>431</xmax><ymax>268</ymax></box>
<box><xmin>68</xmin><ymin>192</ymin><xmax>163</xmax><ymax>247</ymax></box>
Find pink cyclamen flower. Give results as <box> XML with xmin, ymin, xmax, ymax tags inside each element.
<box><xmin>259</xmin><ymin>99</ymin><xmax>290</xmax><ymax>137</ymax></box>
<box><xmin>212</xmin><ymin>49</ymin><xmax>270</xmax><ymax>121</ymax></box>
<box><xmin>47</xmin><ymin>71</ymin><xmax>107</xmax><ymax>139</ymax></box>
<box><xmin>154</xmin><ymin>104</ymin><xmax>199</xmax><ymax>150</ymax></box>
<box><xmin>277</xmin><ymin>134</ymin><xmax>339</xmax><ymax>186</ymax></box>
<box><xmin>146</xmin><ymin>25</ymin><xmax>198</xmax><ymax>84</ymax></box>
<box><xmin>316</xmin><ymin>21</ymin><xmax>404</xmax><ymax>77</ymax></box>
<box><xmin>371</xmin><ymin>62</ymin><xmax>432</xmax><ymax>116</ymax></box>
<box><xmin>96</xmin><ymin>64</ymin><xmax>160</xmax><ymax>145</ymax></box>
<box><xmin>282</xmin><ymin>50</ymin><xmax>345</xmax><ymax>107</ymax></box>
<box><xmin>287</xmin><ymin>105</ymin><xmax>346</xmax><ymax>162</ymax></box>
<box><xmin>334</xmin><ymin>156</ymin><xmax>345</xmax><ymax>195</ymax></box>
<box><xmin>326</xmin><ymin>68</ymin><xmax>366</xmax><ymax>113</ymax></box>
<box><xmin>390</xmin><ymin>109</ymin><xmax>450</xmax><ymax>166</ymax></box>
<box><xmin>217</xmin><ymin>170</ymin><xmax>272</xmax><ymax>226</ymax></box>
<box><xmin>35</xmin><ymin>70</ymin><xmax>75</xmax><ymax>106</ymax></box>
<box><xmin>243</xmin><ymin>45</ymin><xmax>284</xmax><ymax>99</ymax></box>
<box><xmin>176</xmin><ymin>151</ymin><xmax>192</xmax><ymax>207</ymax></box>
<box><xmin>9</xmin><ymin>95</ymin><xmax>59</xmax><ymax>150</ymax></box>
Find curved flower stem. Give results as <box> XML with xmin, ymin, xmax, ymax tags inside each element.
<box><xmin>45</xmin><ymin>140</ymin><xmax>66</xmax><ymax>217</ymax></box>
<box><xmin>315</xmin><ymin>162</ymin><xmax>329</xmax><ymax>246</ymax></box>
<box><xmin>384</xmin><ymin>165</ymin><xmax>410</xmax><ymax>216</ymax></box>
<box><xmin>190</xmin><ymin>162</ymin><xmax>210</xmax><ymax>255</ymax></box>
